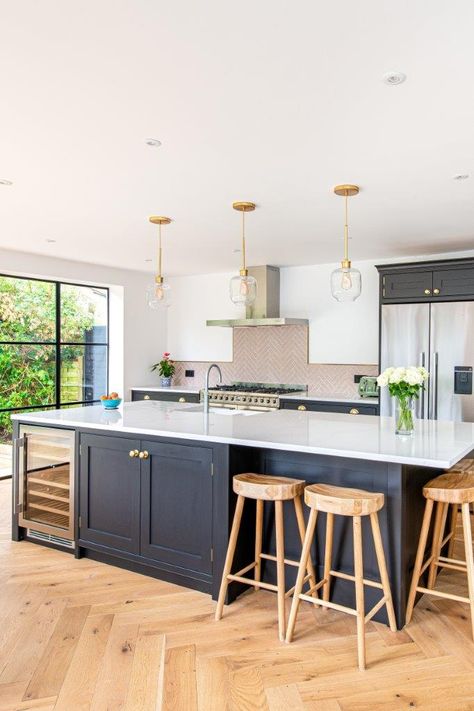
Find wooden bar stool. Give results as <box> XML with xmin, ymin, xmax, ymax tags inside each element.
<box><xmin>406</xmin><ymin>471</ymin><xmax>474</xmax><ymax>639</ymax></box>
<box><xmin>446</xmin><ymin>459</ymin><xmax>474</xmax><ymax>559</ymax></box>
<box><xmin>215</xmin><ymin>473</ymin><xmax>317</xmax><ymax>641</ymax></box>
<box><xmin>285</xmin><ymin>483</ymin><xmax>397</xmax><ymax>671</ymax></box>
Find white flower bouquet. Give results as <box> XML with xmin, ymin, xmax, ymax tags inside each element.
<box><xmin>377</xmin><ymin>366</ymin><xmax>429</xmax><ymax>434</ymax></box>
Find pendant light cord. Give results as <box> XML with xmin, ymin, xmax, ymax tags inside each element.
<box><xmin>241</xmin><ymin>209</ymin><xmax>246</xmax><ymax>272</ymax></box>
<box><xmin>344</xmin><ymin>192</ymin><xmax>349</xmax><ymax>262</ymax></box>
<box><xmin>158</xmin><ymin>223</ymin><xmax>162</xmax><ymax>278</ymax></box>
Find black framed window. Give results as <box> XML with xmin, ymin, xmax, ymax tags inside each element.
<box><xmin>0</xmin><ymin>274</ymin><xmax>109</xmax><ymax>444</ymax></box>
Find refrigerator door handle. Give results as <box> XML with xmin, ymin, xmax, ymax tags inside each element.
<box><xmin>419</xmin><ymin>352</ymin><xmax>426</xmax><ymax>419</ymax></box>
<box><xmin>430</xmin><ymin>352</ymin><xmax>439</xmax><ymax>420</ymax></box>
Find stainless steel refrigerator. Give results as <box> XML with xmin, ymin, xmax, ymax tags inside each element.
<box><xmin>380</xmin><ymin>302</ymin><xmax>474</xmax><ymax>422</ymax></box>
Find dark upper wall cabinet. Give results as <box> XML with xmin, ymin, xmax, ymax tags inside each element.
<box><xmin>377</xmin><ymin>258</ymin><xmax>474</xmax><ymax>303</ymax></box>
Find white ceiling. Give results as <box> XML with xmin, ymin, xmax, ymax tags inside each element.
<box><xmin>1</xmin><ymin>0</ymin><xmax>474</xmax><ymax>276</ymax></box>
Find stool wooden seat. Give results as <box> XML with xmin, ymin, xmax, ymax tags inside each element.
<box><xmin>304</xmin><ymin>483</ymin><xmax>384</xmax><ymax>516</ymax></box>
<box><xmin>233</xmin><ymin>473</ymin><xmax>306</xmax><ymax>501</ymax></box>
<box><xmin>286</xmin><ymin>482</ymin><xmax>397</xmax><ymax>671</ymax></box>
<box><xmin>406</xmin><ymin>471</ymin><xmax>474</xmax><ymax>639</ymax></box>
<box><xmin>215</xmin><ymin>473</ymin><xmax>317</xmax><ymax>641</ymax></box>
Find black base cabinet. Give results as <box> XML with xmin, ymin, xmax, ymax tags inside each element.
<box><xmin>140</xmin><ymin>440</ymin><xmax>213</xmax><ymax>574</ymax></box>
<box><xmin>78</xmin><ymin>431</ymin><xmax>223</xmax><ymax>594</ymax></box>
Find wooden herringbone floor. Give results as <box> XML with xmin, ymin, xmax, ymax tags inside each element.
<box><xmin>1</xmin><ymin>479</ymin><xmax>474</xmax><ymax>711</ymax></box>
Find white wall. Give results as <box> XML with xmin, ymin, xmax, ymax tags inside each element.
<box><xmin>281</xmin><ymin>259</ymin><xmax>380</xmax><ymax>364</ymax></box>
<box><xmin>0</xmin><ymin>248</ymin><xmax>167</xmax><ymax>398</ymax></box>
<box><xmin>166</xmin><ymin>249</ymin><xmax>474</xmax><ymax>365</ymax></box>
<box><xmin>167</xmin><ymin>271</ymin><xmax>244</xmax><ymax>361</ymax></box>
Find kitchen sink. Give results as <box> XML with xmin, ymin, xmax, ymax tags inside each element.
<box><xmin>179</xmin><ymin>405</ymin><xmax>261</xmax><ymax>416</ymax></box>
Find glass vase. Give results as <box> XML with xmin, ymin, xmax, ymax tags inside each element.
<box><xmin>395</xmin><ymin>396</ymin><xmax>415</xmax><ymax>435</ymax></box>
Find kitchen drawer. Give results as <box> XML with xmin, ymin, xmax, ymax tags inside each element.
<box><xmin>281</xmin><ymin>400</ymin><xmax>379</xmax><ymax>416</ymax></box>
<box><xmin>131</xmin><ymin>390</ymin><xmax>200</xmax><ymax>404</ymax></box>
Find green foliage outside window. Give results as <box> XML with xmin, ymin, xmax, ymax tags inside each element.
<box><xmin>0</xmin><ymin>277</ymin><xmax>96</xmax><ymax>442</ymax></box>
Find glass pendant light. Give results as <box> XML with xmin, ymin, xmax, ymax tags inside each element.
<box><xmin>330</xmin><ymin>184</ymin><xmax>362</xmax><ymax>302</ymax></box>
<box><xmin>147</xmin><ymin>216</ymin><xmax>172</xmax><ymax>309</ymax></box>
<box><xmin>229</xmin><ymin>201</ymin><xmax>257</xmax><ymax>305</ymax></box>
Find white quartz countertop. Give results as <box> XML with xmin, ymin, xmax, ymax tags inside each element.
<box><xmin>130</xmin><ymin>386</ymin><xmax>201</xmax><ymax>394</ymax></box>
<box><xmin>12</xmin><ymin>401</ymin><xmax>474</xmax><ymax>468</ymax></box>
<box><xmin>279</xmin><ymin>392</ymin><xmax>379</xmax><ymax>404</ymax></box>
<box><xmin>130</xmin><ymin>386</ymin><xmax>378</xmax><ymax>404</ymax></box>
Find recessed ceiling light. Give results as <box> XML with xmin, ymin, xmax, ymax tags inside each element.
<box><xmin>45</xmin><ymin>238</ymin><xmax>56</xmax><ymax>243</ymax></box>
<box><xmin>382</xmin><ymin>71</ymin><xmax>407</xmax><ymax>86</ymax></box>
<box><xmin>233</xmin><ymin>248</ymin><xmax>241</xmax><ymax>254</ymax></box>
<box><xmin>0</xmin><ymin>178</ymin><xmax>13</xmax><ymax>186</ymax></box>
<box><xmin>145</xmin><ymin>258</ymin><xmax>152</xmax><ymax>262</ymax></box>
<box><xmin>145</xmin><ymin>138</ymin><xmax>162</xmax><ymax>147</ymax></box>
<box><xmin>453</xmin><ymin>173</ymin><xmax>470</xmax><ymax>181</ymax></box>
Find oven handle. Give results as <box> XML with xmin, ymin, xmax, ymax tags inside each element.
<box><xmin>13</xmin><ymin>436</ymin><xmax>25</xmax><ymax>514</ymax></box>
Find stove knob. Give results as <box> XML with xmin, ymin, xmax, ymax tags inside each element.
<box><xmin>266</xmin><ymin>398</ymin><xmax>270</xmax><ymax>404</ymax></box>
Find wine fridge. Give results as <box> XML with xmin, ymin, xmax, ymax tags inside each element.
<box><xmin>13</xmin><ymin>425</ymin><xmax>75</xmax><ymax>546</ymax></box>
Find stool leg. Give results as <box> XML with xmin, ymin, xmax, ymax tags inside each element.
<box><xmin>215</xmin><ymin>495</ymin><xmax>245</xmax><ymax>621</ymax></box>
<box><xmin>461</xmin><ymin>502</ymin><xmax>474</xmax><ymax>641</ymax></box>
<box><xmin>285</xmin><ymin>508</ymin><xmax>318</xmax><ymax>644</ymax></box>
<box><xmin>275</xmin><ymin>500</ymin><xmax>287</xmax><ymax>641</ymax></box>
<box><xmin>353</xmin><ymin>516</ymin><xmax>366</xmax><ymax>671</ymax></box>
<box><xmin>294</xmin><ymin>495</ymin><xmax>318</xmax><ymax>597</ymax></box>
<box><xmin>447</xmin><ymin>504</ymin><xmax>458</xmax><ymax>559</ymax></box>
<box><xmin>370</xmin><ymin>512</ymin><xmax>397</xmax><ymax>632</ymax></box>
<box><xmin>323</xmin><ymin>512</ymin><xmax>334</xmax><ymax>605</ymax></box>
<box><xmin>406</xmin><ymin>498</ymin><xmax>434</xmax><ymax>624</ymax></box>
<box><xmin>428</xmin><ymin>502</ymin><xmax>449</xmax><ymax>589</ymax></box>
<box><xmin>254</xmin><ymin>499</ymin><xmax>264</xmax><ymax>590</ymax></box>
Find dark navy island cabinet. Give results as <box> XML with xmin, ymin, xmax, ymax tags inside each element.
<box><xmin>78</xmin><ymin>432</ymin><xmax>217</xmax><ymax>591</ymax></box>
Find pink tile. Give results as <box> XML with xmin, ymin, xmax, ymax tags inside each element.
<box><xmin>173</xmin><ymin>326</ymin><xmax>378</xmax><ymax>397</ymax></box>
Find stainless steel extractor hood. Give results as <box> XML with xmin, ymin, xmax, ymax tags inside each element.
<box><xmin>206</xmin><ymin>265</ymin><xmax>309</xmax><ymax>328</ymax></box>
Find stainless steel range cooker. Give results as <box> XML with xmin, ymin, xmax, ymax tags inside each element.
<box><xmin>206</xmin><ymin>382</ymin><xmax>307</xmax><ymax>411</ymax></box>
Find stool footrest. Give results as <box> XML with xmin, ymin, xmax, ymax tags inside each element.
<box><xmin>330</xmin><ymin>569</ymin><xmax>384</xmax><ymax>591</ymax></box>
<box><xmin>232</xmin><ymin>561</ymin><xmax>258</xmax><ymax>578</ymax></box>
<box><xmin>298</xmin><ymin>593</ymin><xmax>358</xmax><ymax>617</ymax></box>
<box><xmin>227</xmin><ymin>574</ymin><xmax>278</xmax><ymax>592</ymax></box>
<box><xmin>285</xmin><ymin>574</ymin><xmax>312</xmax><ymax>598</ymax></box>
<box><xmin>364</xmin><ymin>596</ymin><xmax>389</xmax><ymax>623</ymax></box>
<box><xmin>415</xmin><ymin>585</ymin><xmax>470</xmax><ymax>605</ymax></box>
<box><xmin>260</xmin><ymin>552</ymin><xmax>300</xmax><ymax>568</ymax></box>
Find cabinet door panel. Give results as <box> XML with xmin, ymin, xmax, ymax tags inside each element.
<box><xmin>383</xmin><ymin>271</ymin><xmax>433</xmax><ymax>300</ymax></box>
<box><xmin>131</xmin><ymin>390</ymin><xmax>200</xmax><ymax>403</ymax></box>
<box><xmin>140</xmin><ymin>441</ymin><xmax>213</xmax><ymax>573</ymax></box>
<box><xmin>281</xmin><ymin>400</ymin><xmax>378</xmax><ymax>415</ymax></box>
<box><xmin>79</xmin><ymin>434</ymin><xmax>140</xmax><ymax>553</ymax></box>
<box><xmin>433</xmin><ymin>268</ymin><xmax>474</xmax><ymax>298</ymax></box>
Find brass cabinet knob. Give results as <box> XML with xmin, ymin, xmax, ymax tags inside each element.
<box><xmin>129</xmin><ymin>449</ymin><xmax>139</xmax><ymax>458</ymax></box>
<box><xmin>349</xmin><ymin>408</ymin><xmax>360</xmax><ymax>415</ymax></box>
<box><xmin>139</xmin><ymin>450</ymin><xmax>149</xmax><ymax>459</ymax></box>
<box><xmin>424</xmin><ymin>289</ymin><xmax>431</xmax><ymax>295</ymax></box>
<box><xmin>297</xmin><ymin>404</ymin><xmax>307</xmax><ymax>411</ymax></box>
<box><xmin>178</xmin><ymin>397</ymin><xmax>186</xmax><ymax>403</ymax></box>
<box><xmin>144</xmin><ymin>395</ymin><xmax>150</xmax><ymax>400</ymax></box>
<box><xmin>433</xmin><ymin>288</ymin><xmax>440</xmax><ymax>295</ymax></box>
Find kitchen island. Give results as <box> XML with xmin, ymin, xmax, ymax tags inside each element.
<box><xmin>11</xmin><ymin>401</ymin><xmax>474</xmax><ymax>628</ymax></box>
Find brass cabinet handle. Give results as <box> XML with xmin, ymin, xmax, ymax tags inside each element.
<box><xmin>297</xmin><ymin>404</ymin><xmax>307</xmax><ymax>411</ymax></box>
<box><xmin>178</xmin><ymin>397</ymin><xmax>186</xmax><ymax>403</ymax></box>
<box><xmin>144</xmin><ymin>395</ymin><xmax>150</xmax><ymax>400</ymax></box>
<box><xmin>349</xmin><ymin>408</ymin><xmax>360</xmax><ymax>415</ymax></box>
<box><xmin>424</xmin><ymin>289</ymin><xmax>431</xmax><ymax>295</ymax></box>
<box><xmin>129</xmin><ymin>449</ymin><xmax>139</xmax><ymax>458</ymax></box>
<box><xmin>433</xmin><ymin>288</ymin><xmax>440</xmax><ymax>295</ymax></box>
<box><xmin>139</xmin><ymin>450</ymin><xmax>149</xmax><ymax>459</ymax></box>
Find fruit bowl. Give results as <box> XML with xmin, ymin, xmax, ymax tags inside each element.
<box><xmin>102</xmin><ymin>398</ymin><xmax>122</xmax><ymax>409</ymax></box>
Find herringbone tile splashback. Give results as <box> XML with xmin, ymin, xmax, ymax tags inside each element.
<box><xmin>174</xmin><ymin>325</ymin><xmax>377</xmax><ymax>396</ymax></box>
